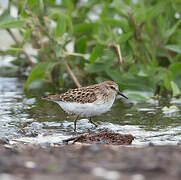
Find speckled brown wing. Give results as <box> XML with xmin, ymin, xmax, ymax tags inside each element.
<box><xmin>47</xmin><ymin>86</ymin><xmax>97</xmax><ymax>104</ymax></box>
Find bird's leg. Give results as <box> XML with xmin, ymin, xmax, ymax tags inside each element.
<box><xmin>89</xmin><ymin>118</ymin><xmax>98</xmax><ymax>127</ymax></box>
<box><xmin>74</xmin><ymin>115</ymin><xmax>79</xmax><ymax>132</ymax></box>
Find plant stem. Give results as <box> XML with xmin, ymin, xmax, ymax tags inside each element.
<box><xmin>6</xmin><ymin>28</ymin><xmax>35</xmax><ymax>67</ymax></box>
<box><xmin>110</xmin><ymin>43</ymin><xmax>123</xmax><ymax>65</ymax></box>
<box><xmin>64</xmin><ymin>52</ymin><xmax>88</xmax><ymax>58</ymax></box>
<box><xmin>62</xmin><ymin>58</ymin><xmax>81</xmax><ymax>88</ymax></box>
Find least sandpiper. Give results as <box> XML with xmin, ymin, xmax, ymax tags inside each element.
<box><xmin>45</xmin><ymin>81</ymin><xmax>128</xmax><ymax>131</ymax></box>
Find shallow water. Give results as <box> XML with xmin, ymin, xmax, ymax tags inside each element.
<box><xmin>0</xmin><ymin>77</ymin><xmax>181</xmax><ymax>146</ymax></box>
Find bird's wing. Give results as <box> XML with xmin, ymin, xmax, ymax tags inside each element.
<box><xmin>46</xmin><ymin>87</ymin><xmax>97</xmax><ymax>104</ymax></box>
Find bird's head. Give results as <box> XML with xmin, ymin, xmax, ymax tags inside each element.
<box><xmin>102</xmin><ymin>81</ymin><xmax>128</xmax><ymax>99</ymax></box>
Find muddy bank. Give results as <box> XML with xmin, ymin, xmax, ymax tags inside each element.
<box><xmin>0</xmin><ymin>144</ymin><xmax>181</xmax><ymax>180</ymax></box>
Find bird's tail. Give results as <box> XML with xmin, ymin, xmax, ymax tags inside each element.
<box><xmin>41</xmin><ymin>95</ymin><xmax>60</xmax><ymax>102</ymax></box>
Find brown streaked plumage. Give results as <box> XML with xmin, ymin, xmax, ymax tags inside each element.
<box><xmin>44</xmin><ymin>81</ymin><xmax>128</xmax><ymax>131</ymax></box>
<box><xmin>47</xmin><ymin>86</ymin><xmax>97</xmax><ymax>103</ymax></box>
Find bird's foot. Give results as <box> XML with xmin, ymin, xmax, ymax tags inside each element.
<box><xmin>89</xmin><ymin>119</ymin><xmax>98</xmax><ymax>127</ymax></box>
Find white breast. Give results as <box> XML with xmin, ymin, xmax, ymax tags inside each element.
<box><xmin>56</xmin><ymin>96</ymin><xmax>116</xmax><ymax>117</ymax></box>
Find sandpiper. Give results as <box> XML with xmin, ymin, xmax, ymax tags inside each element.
<box><xmin>45</xmin><ymin>81</ymin><xmax>128</xmax><ymax>131</ymax></box>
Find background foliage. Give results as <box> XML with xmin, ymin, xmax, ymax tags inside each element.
<box><xmin>0</xmin><ymin>0</ymin><xmax>181</xmax><ymax>101</ymax></box>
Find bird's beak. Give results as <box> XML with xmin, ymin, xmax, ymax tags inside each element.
<box><xmin>117</xmin><ymin>91</ymin><xmax>128</xmax><ymax>99</ymax></box>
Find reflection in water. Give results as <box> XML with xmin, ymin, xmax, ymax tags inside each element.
<box><xmin>0</xmin><ymin>77</ymin><xmax>181</xmax><ymax>145</ymax></box>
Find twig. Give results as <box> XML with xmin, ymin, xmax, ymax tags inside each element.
<box><xmin>110</xmin><ymin>43</ymin><xmax>123</xmax><ymax>65</ymax></box>
<box><xmin>62</xmin><ymin>58</ymin><xmax>81</xmax><ymax>88</ymax></box>
<box><xmin>128</xmin><ymin>12</ymin><xmax>144</xmax><ymax>41</ymax></box>
<box><xmin>6</xmin><ymin>28</ymin><xmax>35</xmax><ymax>67</ymax></box>
<box><xmin>62</xmin><ymin>133</ymin><xmax>89</xmax><ymax>144</ymax></box>
<box><xmin>26</xmin><ymin>8</ymin><xmax>56</xmax><ymax>45</ymax></box>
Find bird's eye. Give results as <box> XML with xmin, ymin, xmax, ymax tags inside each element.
<box><xmin>110</xmin><ymin>86</ymin><xmax>115</xmax><ymax>89</ymax></box>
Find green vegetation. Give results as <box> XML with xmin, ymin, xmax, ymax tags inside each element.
<box><xmin>0</xmin><ymin>0</ymin><xmax>181</xmax><ymax>101</ymax></box>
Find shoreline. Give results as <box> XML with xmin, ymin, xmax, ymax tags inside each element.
<box><xmin>0</xmin><ymin>143</ymin><xmax>180</xmax><ymax>180</ymax></box>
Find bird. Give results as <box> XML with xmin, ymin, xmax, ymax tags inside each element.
<box><xmin>44</xmin><ymin>81</ymin><xmax>128</xmax><ymax>131</ymax></box>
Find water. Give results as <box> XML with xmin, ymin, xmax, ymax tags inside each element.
<box><xmin>0</xmin><ymin>76</ymin><xmax>181</xmax><ymax>146</ymax></box>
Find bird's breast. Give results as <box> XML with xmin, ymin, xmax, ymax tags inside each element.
<box><xmin>56</xmin><ymin>95</ymin><xmax>116</xmax><ymax>117</ymax></box>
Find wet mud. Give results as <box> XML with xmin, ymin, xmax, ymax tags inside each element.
<box><xmin>0</xmin><ymin>144</ymin><xmax>181</xmax><ymax>180</ymax></box>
